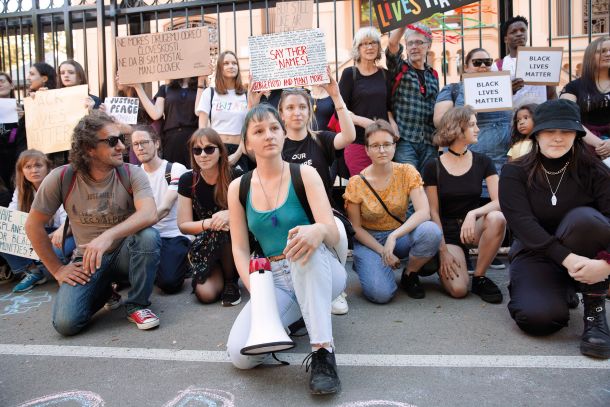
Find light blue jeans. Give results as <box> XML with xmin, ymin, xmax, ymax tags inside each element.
<box><xmin>352</xmin><ymin>221</ymin><xmax>442</xmax><ymax>304</ymax></box>
<box><xmin>227</xmin><ymin>243</ymin><xmax>346</xmax><ymax>369</ymax></box>
<box><xmin>52</xmin><ymin>227</ymin><xmax>160</xmax><ymax>336</ymax></box>
<box><xmin>393</xmin><ymin>140</ymin><xmax>439</xmax><ymax>174</ymax></box>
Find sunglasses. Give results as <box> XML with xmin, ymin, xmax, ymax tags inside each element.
<box><xmin>471</xmin><ymin>58</ymin><xmax>493</xmax><ymax>67</ymax></box>
<box><xmin>192</xmin><ymin>146</ymin><xmax>219</xmax><ymax>156</ymax></box>
<box><xmin>97</xmin><ymin>134</ymin><xmax>126</xmax><ymax>147</ymax></box>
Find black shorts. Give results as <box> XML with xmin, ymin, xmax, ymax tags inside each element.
<box><xmin>441</xmin><ymin>217</ymin><xmax>470</xmax><ymax>254</ymax></box>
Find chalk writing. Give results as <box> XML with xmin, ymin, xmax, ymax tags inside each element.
<box><xmin>0</xmin><ymin>207</ymin><xmax>39</xmax><ymax>260</ymax></box>
<box><xmin>337</xmin><ymin>402</ymin><xmax>418</xmax><ymax>407</ymax></box>
<box><xmin>163</xmin><ymin>387</ymin><xmax>235</xmax><ymax>407</ymax></box>
<box><xmin>15</xmin><ymin>390</ymin><xmax>104</xmax><ymax>407</ymax></box>
<box><xmin>0</xmin><ymin>291</ymin><xmax>52</xmax><ymax>316</ymax></box>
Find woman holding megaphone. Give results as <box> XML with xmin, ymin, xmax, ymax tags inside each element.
<box><xmin>226</xmin><ymin>104</ymin><xmax>346</xmax><ymax>395</ymax></box>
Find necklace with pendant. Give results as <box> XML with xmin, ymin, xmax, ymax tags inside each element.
<box><xmin>541</xmin><ymin>161</ymin><xmax>569</xmax><ymax>206</ymax></box>
<box><xmin>256</xmin><ymin>161</ymin><xmax>284</xmax><ymax>227</ymax></box>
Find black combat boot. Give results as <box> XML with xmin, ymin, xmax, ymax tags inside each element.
<box><xmin>580</xmin><ymin>293</ymin><xmax>610</xmax><ymax>359</ymax></box>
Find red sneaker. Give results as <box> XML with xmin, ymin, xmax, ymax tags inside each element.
<box><xmin>127</xmin><ymin>308</ymin><xmax>160</xmax><ymax>330</ymax></box>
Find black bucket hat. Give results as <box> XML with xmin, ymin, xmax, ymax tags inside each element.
<box><xmin>530</xmin><ymin>99</ymin><xmax>586</xmax><ymax>139</ymax></box>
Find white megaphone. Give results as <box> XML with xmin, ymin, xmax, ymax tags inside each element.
<box><xmin>241</xmin><ymin>257</ymin><xmax>296</xmax><ymax>355</ymax></box>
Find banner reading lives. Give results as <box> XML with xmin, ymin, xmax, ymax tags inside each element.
<box><xmin>515</xmin><ymin>47</ymin><xmax>563</xmax><ymax>86</ymax></box>
<box><xmin>248</xmin><ymin>28</ymin><xmax>328</xmax><ymax>92</ymax></box>
<box><xmin>0</xmin><ymin>207</ymin><xmax>39</xmax><ymax>260</ymax></box>
<box><xmin>274</xmin><ymin>0</ymin><xmax>313</xmax><ymax>33</ymax></box>
<box><xmin>104</xmin><ymin>97</ymin><xmax>139</xmax><ymax>124</ymax></box>
<box><xmin>463</xmin><ymin>71</ymin><xmax>513</xmax><ymax>112</ymax></box>
<box><xmin>24</xmin><ymin>85</ymin><xmax>89</xmax><ymax>154</ymax></box>
<box><xmin>372</xmin><ymin>0</ymin><xmax>479</xmax><ymax>33</ymax></box>
<box><xmin>116</xmin><ymin>27</ymin><xmax>212</xmax><ymax>84</ymax></box>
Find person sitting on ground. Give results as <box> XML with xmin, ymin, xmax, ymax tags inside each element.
<box><xmin>499</xmin><ymin>99</ymin><xmax>610</xmax><ymax>359</ymax></box>
<box><xmin>25</xmin><ymin>111</ymin><xmax>161</xmax><ymax>335</ymax></box>
<box><xmin>2</xmin><ymin>150</ymin><xmax>75</xmax><ymax>292</ymax></box>
<box><xmin>507</xmin><ymin>104</ymin><xmax>536</xmax><ymax>161</ymax></box>
<box><xmin>226</xmin><ymin>104</ymin><xmax>346</xmax><ymax>395</ymax></box>
<box><xmin>131</xmin><ymin>126</ymin><xmax>190</xmax><ymax>295</ymax></box>
<box><xmin>344</xmin><ymin>119</ymin><xmax>442</xmax><ymax>303</ymax></box>
<box><xmin>177</xmin><ymin>128</ymin><xmax>242</xmax><ymax>306</ymax></box>
<box><xmin>423</xmin><ymin>106</ymin><xmax>506</xmax><ymax>304</ymax></box>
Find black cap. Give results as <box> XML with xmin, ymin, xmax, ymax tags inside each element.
<box><xmin>530</xmin><ymin>99</ymin><xmax>586</xmax><ymax>139</ymax></box>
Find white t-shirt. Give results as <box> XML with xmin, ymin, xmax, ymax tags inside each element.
<box><xmin>9</xmin><ymin>187</ymin><xmax>66</xmax><ymax>228</ymax></box>
<box><xmin>143</xmin><ymin>160</ymin><xmax>188</xmax><ymax>238</ymax></box>
<box><xmin>195</xmin><ymin>88</ymin><xmax>248</xmax><ymax>135</ymax></box>
<box><xmin>493</xmin><ymin>55</ymin><xmax>547</xmax><ymax>107</ymax></box>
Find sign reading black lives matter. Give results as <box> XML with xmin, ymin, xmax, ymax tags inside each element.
<box><xmin>515</xmin><ymin>47</ymin><xmax>563</xmax><ymax>86</ymax></box>
<box><xmin>463</xmin><ymin>71</ymin><xmax>513</xmax><ymax>112</ymax></box>
<box><xmin>116</xmin><ymin>27</ymin><xmax>211</xmax><ymax>84</ymax></box>
<box><xmin>248</xmin><ymin>29</ymin><xmax>328</xmax><ymax>92</ymax></box>
<box><xmin>0</xmin><ymin>207</ymin><xmax>39</xmax><ymax>260</ymax></box>
<box><xmin>372</xmin><ymin>0</ymin><xmax>478</xmax><ymax>34</ymax></box>
<box><xmin>104</xmin><ymin>97</ymin><xmax>139</xmax><ymax>124</ymax></box>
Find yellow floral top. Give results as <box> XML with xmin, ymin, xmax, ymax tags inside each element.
<box><xmin>343</xmin><ymin>163</ymin><xmax>423</xmax><ymax>231</ymax></box>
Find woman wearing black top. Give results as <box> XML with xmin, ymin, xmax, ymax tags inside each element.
<box><xmin>499</xmin><ymin>99</ymin><xmax>610</xmax><ymax>359</ymax></box>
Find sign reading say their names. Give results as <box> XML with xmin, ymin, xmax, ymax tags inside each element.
<box><xmin>463</xmin><ymin>71</ymin><xmax>513</xmax><ymax>112</ymax></box>
<box><xmin>515</xmin><ymin>47</ymin><xmax>563</xmax><ymax>85</ymax></box>
<box><xmin>0</xmin><ymin>207</ymin><xmax>39</xmax><ymax>260</ymax></box>
<box><xmin>274</xmin><ymin>0</ymin><xmax>313</xmax><ymax>33</ymax></box>
<box><xmin>104</xmin><ymin>97</ymin><xmax>139</xmax><ymax>124</ymax></box>
<box><xmin>248</xmin><ymin>28</ymin><xmax>328</xmax><ymax>92</ymax></box>
<box><xmin>116</xmin><ymin>27</ymin><xmax>211</xmax><ymax>84</ymax></box>
<box><xmin>372</xmin><ymin>0</ymin><xmax>478</xmax><ymax>34</ymax></box>
<box><xmin>24</xmin><ymin>85</ymin><xmax>89</xmax><ymax>154</ymax></box>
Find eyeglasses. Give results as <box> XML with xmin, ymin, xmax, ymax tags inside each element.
<box><xmin>471</xmin><ymin>58</ymin><xmax>493</xmax><ymax>67</ymax></box>
<box><xmin>192</xmin><ymin>146</ymin><xmax>219</xmax><ymax>156</ymax></box>
<box><xmin>359</xmin><ymin>41</ymin><xmax>378</xmax><ymax>49</ymax></box>
<box><xmin>367</xmin><ymin>142</ymin><xmax>395</xmax><ymax>151</ymax></box>
<box><xmin>97</xmin><ymin>134</ymin><xmax>126</xmax><ymax>147</ymax></box>
<box><xmin>406</xmin><ymin>40</ymin><xmax>428</xmax><ymax>48</ymax></box>
<box><xmin>132</xmin><ymin>140</ymin><xmax>152</xmax><ymax>149</ymax></box>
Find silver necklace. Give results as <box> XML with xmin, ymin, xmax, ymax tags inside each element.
<box><xmin>541</xmin><ymin>161</ymin><xmax>569</xmax><ymax>206</ymax></box>
<box><xmin>255</xmin><ymin>161</ymin><xmax>284</xmax><ymax>227</ymax></box>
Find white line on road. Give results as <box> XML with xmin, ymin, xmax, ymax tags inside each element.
<box><xmin>1</xmin><ymin>343</ymin><xmax>609</xmax><ymax>369</ymax></box>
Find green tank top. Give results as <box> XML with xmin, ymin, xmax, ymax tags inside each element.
<box><xmin>246</xmin><ymin>179</ymin><xmax>311</xmax><ymax>257</ymax></box>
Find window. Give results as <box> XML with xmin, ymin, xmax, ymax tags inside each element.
<box><xmin>584</xmin><ymin>0</ymin><xmax>609</xmax><ymax>34</ymax></box>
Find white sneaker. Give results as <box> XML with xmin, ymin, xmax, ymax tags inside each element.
<box><xmin>331</xmin><ymin>292</ymin><xmax>348</xmax><ymax>315</ymax></box>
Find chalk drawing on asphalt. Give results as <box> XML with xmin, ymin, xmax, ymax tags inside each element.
<box><xmin>0</xmin><ymin>291</ymin><xmax>52</xmax><ymax>316</ymax></box>
<box><xmin>162</xmin><ymin>387</ymin><xmax>236</xmax><ymax>407</ymax></box>
<box><xmin>337</xmin><ymin>401</ymin><xmax>418</xmax><ymax>407</ymax></box>
<box><xmin>14</xmin><ymin>390</ymin><xmax>104</xmax><ymax>407</ymax></box>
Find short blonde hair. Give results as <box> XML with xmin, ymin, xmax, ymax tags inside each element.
<box><xmin>351</xmin><ymin>27</ymin><xmax>382</xmax><ymax>63</ymax></box>
<box><xmin>433</xmin><ymin>106</ymin><xmax>476</xmax><ymax>147</ymax></box>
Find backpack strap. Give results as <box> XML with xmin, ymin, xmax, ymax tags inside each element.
<box><xmin>238</xmin><ymin>170</ymin><xmax>254</xmax><ymax>214</ymax></box>
<box><xmin>391</xmin><ymin>63</ymin><xmax>409</xmax><ymax>98</ymax></box>
<box><xmin>59</xmin><ymin>164</ymin><xmax>77</xmax><ymax>260</ymax></box>
<box><xmin>164</xmin><ymin>161</ymin><xmax>173</xmax><ymax>185</ymax></box>
<box><xmin>288</xmin><ymin>163</ymin><xmax>315</xmax><ymax>224</ymax></box>
<box><xmin>450</xmin><ymin>83</ymin><xmax>460</xmax><ymax>104</ymax></box>
<box><xmin>497</xmin><ymin>58</ymin><xmax>503</xmax><ymax>71</ymax></box>
<box><xmin>209</xmin><ymin>87</ymin><xmax>215</xmax><ymax>122</ymax></box>
<box><xmin>115</xmin><ymin>164</ymin><xmax>133</xmax><ymax>195</ymax></box>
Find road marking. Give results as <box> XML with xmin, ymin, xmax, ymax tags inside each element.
<box><xmin>1</xmin><ymin>344</ymin><xmax>608</xmax><ymax>369</ymax></box>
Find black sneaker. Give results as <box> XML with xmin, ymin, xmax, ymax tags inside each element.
<box><xmin>567</xmin><ymin>286</ymin><xmax>580</xmax><ymax>309</ymax></box>
<box><xmin>221</xmin><ymin>281</ymin><xmax>241</xmax><ymax>307</ymax></box>
<box><xmin>490</xmin><ymin>257</ymin><xmax>506</xmax><ymax>269</ymax></box>
<box><xmin>471</xmin><ymin>276</ymin><xmax>503</xmax><ymax>303</ymax></box>
<box><xmin>400</xmin><ymin>272</ymin><xmax>425</xmax><ymax>299</ymax></box>
<box><xmin>303</xmin><ymin>348</ymin><xmax>341</xmax><ymax>395</ymax></box>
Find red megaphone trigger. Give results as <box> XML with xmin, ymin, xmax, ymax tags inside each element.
<box><xmin>249</xmin><ymin>257</ymin><xmax>271</xmax><ymax>274</ymax></box>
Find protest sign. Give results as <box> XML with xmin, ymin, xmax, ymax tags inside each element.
<box><xmin>372</xmin><ymin>0</ymin><xmax>478</xmax><ymax>33</ymax></box>
<box><xmin>248</xmin><ymin>28</ymin><xmax>328</xmax><ymax>92</ymax></box>
<box><xmin>0</xmin><ymin>207</ymin><xmax>39</xmax><ymax>260</ymax></box>
<box><xmin>0</xmin><ymin>98</ymin><xmax>18</xmax><ymax>123</ymax></box>
<box><xmin>274</xmin><ymin>0</ymin><xmax>313</xmax><ymax>32</ymax></box>
<box><xmin>515</xmin><ymin>47</ymin><xmax>563</xmax><ymax>85</ymax></box>
<box><xmin>116</xmin><ymin>27</ymin><xmax>211</xmax><ymax>84</ymax></box>
<box><xmin>24</xmin><ymin>85</ymin><xmax>89</xmax><ymax>154</ymax></box>
<box><xmin>104</xmin><ymin>97</ymin><xmax>139</xmax><ymax>124</ymax></box>
<box><xmin>463</xmin><ymin>71</ymin><xmax>513</xmax><ymax>112</ymax></box>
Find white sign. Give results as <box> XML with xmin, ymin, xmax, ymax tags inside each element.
<box><xmin>248</xmin><ymin>28</ymin><xmax>328</xmax><ymax>92</ymax></box>
<box><xmin>0</xmin><ymin>98</ymin><xmax>18</xmax><ymax>123</ymax></box>
<box><xmin>104</xmin><ymin>97</ymin><xmax>139</xmax><ymax>124</ymax></box>
<box><xmin>515</xmin><ymin>47</ymin><xmax>564</xmax><ymax>85</ymax></box>
<box><xmin>463</xmin><ymin>71</ymin><xmax>513</xmax><ymax>112</ymax></box>
<box><xmin>0</xmin><ymin>207</ymin><xmax>39</xmax><ymax>260</ymax></box>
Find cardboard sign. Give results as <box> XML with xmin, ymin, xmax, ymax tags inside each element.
<box><xmin>104</xmin><ymin>97</ymin><xmax>139</xmax><ymax>124</ymax></box>
<box><xmin>372</xmin><ymin>0</ymin><xmax>479</xmax><ymax>34</ymax></box>
<box><xmin>24</xmin><ymin>85</ymin><xmax>89</xmax><ymax>154</ymax></box>
<box><xmin>274</xmin><ymin>0</ymin><xmax>314</xmax><ymax>33</ymax></box>
<box><xmin>0</xmin><ymin>207</ymin><xmax>39</xmax><ymax>260</ymax></box>
<box><xmin>463</xmin><ymin>71</ymin><xmax>513</xmax><ymax>112</ymax></box>
<box><xmin>0</xmin><ymin>98</ymin><xmax>18</xmax><ymax>123</ymax></box>
<box><xmin>116</xmin><ymin>27</ymin><xmax>212</xmax><ymax>84</ymax></box>
<box><xmin>248</xmin><ymin>29</ymin><xmax>328</xmax><ymax>92</ymax></box>
<box><xmin>515</xmin><ymin>47</ymin><xmax>564</xmax><ymax>85</ymax></box>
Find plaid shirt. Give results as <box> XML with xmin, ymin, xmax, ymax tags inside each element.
<box><xmin>386</xmin><ymin>44</ymin><xmax>439</xmax><ymax>145</ymax></box>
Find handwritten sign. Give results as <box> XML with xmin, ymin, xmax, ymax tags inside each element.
<box><xmin>274</xmin><ymin>1</ymin><xmax>313</xmax><ymax>33</ymax></box>
<box><xmin>23</xmin><ymin>85</ymin><xmax>89</xmax><ymax>154</ymax></box>
<box><xmin>104</xmin><ymin>97</ymin><xmax>139</xmax><ymax>124</ymax></box>
<box><xmin>0</xmin><ymin>207</ymin><xmax>39</xmax><ymax>260</ymax></box>
<box><xmin>0</xmin><ymin>98</ymin><xmax>18</xmax><ymax>123</ymax></box>
<box><xmin>248</xmin><ymin>29</ymin><xmax>328</xmax><ymax>92</ymax></box>
<box><xmin>116</xmin><ymin>27</ymin><xmax>212</xmax><ymax>84</ymax></box>
<box><xmin>463</xmin><ymin>71</ymin><xmax>513</xmax><ymax>112</ymax></box>
<box><xmin>372</xmin><ymin>0</ymin><xmax>478</xmax><ymax>33</ymax></box>
<box><xmin>515</xmin><ymin>47</ymin><xmax>563</xmax><ymax>85</ymax></box>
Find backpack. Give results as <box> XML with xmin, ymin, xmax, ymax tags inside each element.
<box><xmin>449</xmin><ymin>82</ymin><xmax>460</xmax><ymax>103</ymax></box>
<box><xmin>390</xmin><ymin>61</ymin><xmax>439</xmax><ymax>98</ymax></box>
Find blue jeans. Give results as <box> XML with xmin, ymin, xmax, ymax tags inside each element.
<box><xmin>156</xmin><ymin>236</ymin><xmax>190</xmax><ymax>294</ymax></box>
<box><xmin>393</xmin><ymin>141</ymin><xmax>438</xmax><ymax>174</ymax></box>
<box><xmin>1</xmin><ymin>230</ymin><xmax>75</xmax><ymax>276</ymax></box>
<box><xmin>352</xmin><ymin>222</ymin><xmax>441</xmax><ymax>304</ymax></box>
<box><xmin>52</xmin><ymin>227</ymin><xmax>160</xmax><ymax>336</ymax></box>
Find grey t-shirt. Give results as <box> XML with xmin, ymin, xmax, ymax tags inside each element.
<box><xmin>32</xmin><ymin>164</ymin><xmax>153</xmax><ymax>257</ymax></box>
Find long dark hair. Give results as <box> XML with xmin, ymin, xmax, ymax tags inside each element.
<box><xmin>32</xmin><ymin>62</ymin><xmax>57</xmax><ymax>90</ymax></box>
<box><xmin>510</xmin><ymin>103</ymin><xmax>537</xmax><ymax>147</ymax></box>
<box><xmin>168</xmin><ymin>77</ymin><xmax>198</xmax><ymax>90</ymax></box>
<box><xmin>0</xmin><ymin>72</ymin><xmax>15</xmax><ymax>98</ymax></box>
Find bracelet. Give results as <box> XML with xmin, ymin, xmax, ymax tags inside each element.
<box><xmin>197</xmin><ymin>85</ymin><xmax>205</xmax><ymax>89</ymax></box>
<box><xmin>201</xmin><ymin>219</ymin><xmax>205</xmax><ymax>231</ymax></box>
<box><xmin>596</xmin><ymin>250</ymin><xmax>610</xmax><ymax>264</ymax></box>
<box><xmin>335</xmin><ymin>105</ymin><xmax>345</xmax><ymax>112</ymax></box>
